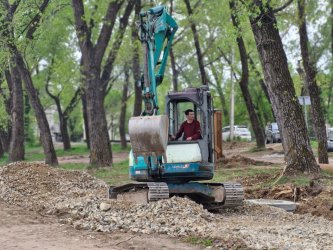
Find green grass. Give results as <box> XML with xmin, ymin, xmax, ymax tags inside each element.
<box><xmin>270</xmin><ymin>174</ymin><xmax>312</xmax><ymax>186</ymax></box>
<box><xmin>92</xmin><ymin>160</ymin><xmax>129</xmax><ymax>185</ymax></box>
<box><xmin>0</xmin><ymin>142</ymin><xmax>130</xmax><ymax>165</ymax></box>
<box><xmin>185</xmin><ymin>236</ymin><xmax>213</xmax><ymax>247</ymax></box>
<box><xmin>58</xmin><ymin>159</ymin><xmax>129</xmax><ymax>185</ymax></box>
<box><xmin>212</xmin><ymin>165</ymin><xmax>282</xmax><ymax>183</ymax></box>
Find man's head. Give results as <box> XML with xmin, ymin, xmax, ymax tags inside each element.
<box><xmin>185</xmin><ymin>109</ymin><xmax>195</xmax><ymax>122</ymax></box>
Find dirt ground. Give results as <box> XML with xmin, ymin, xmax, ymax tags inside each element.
<box><xmin>0</xmin><ymin>200</ymin><xmax>202</xmax><ymax>250</ymax></box>
<box><xmin>222</xmin><ymin>141</ymin><xmax>333</xmax><ymax>221</ymax></box>
<box><xmin>1</xmin><ymin>142</ymin><xmax>333</xmax><ymax>249</ymax></box>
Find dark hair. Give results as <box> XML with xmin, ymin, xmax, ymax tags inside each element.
<box><xmin>185</xmin><ymin>109</ymin><xmax>194</xmax><ymax>115</ymax></box>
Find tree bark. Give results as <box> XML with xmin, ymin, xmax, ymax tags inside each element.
<box><xmin>0</xmin><ymin>131</ymin><xmax>10</xmax><ymax>153</ymax></box>
<box><xmin>248</xmin><ymin>0</ymin><xmax>319</xmax><ymax>175</ymax></box>
<box><xmin>119</xmin><ymin>65</ymin><xmax>129</xmax><ymax>149</ymax></box>
<box><xmin>230</xmin><ymin>0</ymin><xmax>265</xmax><ymax>148</ymax></box>
<box><xmin>8</xmin><ymin>65</ymin><xmax>25</xmax><ymax>161</ymax></box>
<box><xmin>132</xmin><ymin>0</ymin><xmax>142</xmax><ymax>116</ymax></box>
<box><xmin>0</xmin><ymin>137</ymin><xmax>3</xmax><ymax>158</ymax></box>
<box><xmin>298</xmin><ymin>0</ymin><xmax>328</xmax><ymax>164</ymax></box>
<box><xmin>14</xmin><ymin>52</ymin><xmax>58</xmax><ymax>165</ymax></box>
<box><xmin>169</xmin><ymin>0</ymin><xmax>179</xmax><ymax>91</ymax></box>
<box><xmin>184</xmin><ymin>0</ymin><xmax>207</xmax><ymax>85</ymax></box>
<box><xmin>72</xmin><ymin>0</ymin><xmax>134</xmax><ymax>166</ymax></box>
<box><xmin>81</xmin><ymin>92</ymin><xmax>90</xmax><ymax>149</ymax></box>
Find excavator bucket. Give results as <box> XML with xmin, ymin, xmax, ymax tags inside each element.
<box><xmin>129</xmin><ymin>115</ymin><xmax>169</xmax><ymax>162</ymax></box>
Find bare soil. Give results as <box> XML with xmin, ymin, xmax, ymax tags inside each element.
<box><xmin>222</xmin><ymin>141</ymin><xmax>333</xmax><ymax>222</ymax></box>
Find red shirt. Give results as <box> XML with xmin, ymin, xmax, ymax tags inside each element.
<box><xmin>175</xmin><ymin>120</ymin><xmax>202</xmax><ymax>140</ymax></box>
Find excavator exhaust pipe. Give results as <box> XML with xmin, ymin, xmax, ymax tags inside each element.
<box><xmin>129</xmin><ymin>115</ymin><xmax>169</xmax><ymax>162</ymax></box>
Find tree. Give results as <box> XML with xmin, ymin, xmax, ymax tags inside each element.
<box><xmin>248</xmin><ymin>0</ymin><xmax>319</xmax><ymax>175</ymax></box>
<box><xmin>8</xmin><ymin>65</ymin><xmax>24</xmax><ymax>161</ymax></box>
<box><xmin>0</xmin><ymin>0</ymin><xmax>58</xmax><ymax>165</ymax></box>
<box><xmin>119</xmin><ymin>64</ymin><xmax>130</xmax><ymax>149</ymax></box>
<box><xmin>71</xmin><ymin>0</ymin><xmax>135</xmax><ymax>167</ymax></box>
<box><xmin>297</xmin><ymin>0</ymin><xmax>328</xmax><ymax>164</ymax></box>
<box><xmin>0</xmin><ymin>70</ymin><xmax>11</xmax><ymax>152</ymax></box>
<box><xmin>230</xmin><ymin>0</ymin><xmax>265</xmax><ymax>148</ymax></box>
<box><xmin>184</xmin><ymin>0</ymin><xmax>207</xmax><ymax>85</ymax></box>
<box><xmin>132</xmin><ymin>0</ymin><xmax>142</xmax><ymax>116</ymax></box>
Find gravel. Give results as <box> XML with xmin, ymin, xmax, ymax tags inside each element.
<box><xmin>1</xmin><ymin>162</ymin><xmax>333</xmax><ymax>249</ymax></box>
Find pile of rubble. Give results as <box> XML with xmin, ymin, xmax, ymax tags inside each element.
<box><xmin>1</xmin><ymin>162</ymin><xmax>333</xmax><ymax>249</ymax></box>
<box><xmin>0</xmin><ymin>162</ymin><xmax>106</xmax><ymax>211</ymax></box>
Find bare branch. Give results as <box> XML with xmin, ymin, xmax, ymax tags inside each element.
<box><xmin>273</xmin><ymin>0</ymin><xmax>293</xmax><ymax>13</ymax></box>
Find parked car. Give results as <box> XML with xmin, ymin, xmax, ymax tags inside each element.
<box><xmin>327</xmin><ymin>128</ymin><xmax>333</xmax><ymax>152</ymax></box>
<box><xmin>265</xmin><ymin>122</ymin><xmax>281</xmax><ymax>143</ymax></box>
<box><xmin>222</xmin><ymin>125</ymin><xmax>252</xmax><ymax>141</ymax></box>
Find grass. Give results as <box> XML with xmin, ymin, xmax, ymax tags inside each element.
<box><xmin>185</xmin><ymin>236</ymin><xmax>213</xmax><ymax>247</ymax></box>
<box><xmin>0</xmin><ymin>142</ymin><xmax>130</xmax><ymax>164</ymax></box>
<box><xmin>270</xmin><ymin>174</ymin><xmax>313</xmax><ymax>186</ymax></box>
<box><xmin>91</xmin><ymin>160</ymin><xmax>129</xmax><ymax>185</ymax></box>
<box><xmin>57</xmin><ymin>160</ymin><xmax>129</xmax><ymax>185</ymax></box>
<box><xmin>212</xmin><ymin>165</ymin><xmax>281</xmax><ymax>183</ymax></box>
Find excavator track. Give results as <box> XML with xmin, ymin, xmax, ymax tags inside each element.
<box><xmin>223</xmin><ymin>183</ymin><xmax>244</xmax><ymax>207</ymax></box>
<box><xmin>109</xmin><ymin>182</ymin><xmax>244</xmax><ymax>211</ymax></box>
<box><xmin>147</xmin><ymin>182</ymin><xmax>169</xmax><ymax>201</ymax></box>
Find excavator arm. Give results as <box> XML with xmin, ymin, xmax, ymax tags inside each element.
<box><xmin>139</xmin><ymin>5</ymin><xmax>178</xmax><ymax>115</ymax></box>
<box><xmin>129</xmin><ymin>6</ymin><xmax>177</xmax><ymax>161</ymax></box>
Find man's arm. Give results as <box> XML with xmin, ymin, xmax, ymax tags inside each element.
<box><xmin>174</xmin><ymin>122</ymin><xmax>185</xmax><ymax>140</ymax></box>
<box><xmin>191</xmin><ymin>121</ymin><xmax>202</xmax><ymax>140</ymax></box>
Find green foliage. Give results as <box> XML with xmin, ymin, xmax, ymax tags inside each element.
<box><xmin>0</xmin><ymin>0</ymin><xmax>332</xmax><ymax>154</ymax></box>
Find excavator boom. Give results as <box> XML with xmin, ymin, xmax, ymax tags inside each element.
<box><xmin>129</xmin><ymin>6</ymin><xmax>177</xmax><ymax>160</ymax></box>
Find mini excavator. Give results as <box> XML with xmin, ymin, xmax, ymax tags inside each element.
<box><xmin>109</xmin><ymin>5</ymin><xmax>244</xmax><ymax>210</ymax></box>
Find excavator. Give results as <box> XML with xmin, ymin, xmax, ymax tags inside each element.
<box><xmin>109</xmin><ymin>5</ymin><xmax>244</xmax><ymax>210</ymax></box>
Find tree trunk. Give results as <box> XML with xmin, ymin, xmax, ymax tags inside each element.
<box><xmin>85</xmin><ymin>70</ymin><xmax>112</xmax><ymax>166</ymax></box>
<box><xmin>169</xmin><ymin>0</ymin><xmax>179</xmax><ymax>91</ymax></box>
<box><xmin>170</xmin><ymin>48</ymin><xmax>179</xmax><ymax>91</ymax></box>
<box><xmin>72</xmin><ymin>0</ymin><xmax>134</xmax><ymax>166</ymax></box>
<box><xmin>132</xmin><ymin>0</ymin><xmax>142</xmax><ymax>116</ymax></box>
<box><xmin>14</xmin><ymin>51</ymin><xmax>58</xmax><ymax>166</ymax></box>
<box><xmin>298</xmin><ymin>0</ymin><xmax>328</xmax><ymax>164</ymax></box>
<box><xmin>0</xmin><ymin>137</ymin><xmax>3</xmax><ymax>158</ymax></box>
<box><xmin>0</xmin><ymin>130</ymin><xmax>10</xmax><ymax>153</ymax></box>
<box><xmin>184</xmin><ymin>0</ymin><xmax>207</xmax><ymax>85</ymax></box>
<box><xmin>81</xmin><ymin>92</ymin><xmax>90</xmax><ymax>149</ymax></box>
<box><xmin>248</xmin><ymin>0</ymin><xmax>319</xmax><ymax>175</ymax></box>
<box><xmin>119</xmin><ymin>65</ymin><xmax>129</xmax><ymax>149</ymax></box>
<box><xmin>55</xmin><ymin>99</ymin><xmax>71</xmax><ymax>151</ymax></box>
<box><xmin>230</xmin><ymin>0</ymin><xmax>265</xmax><ymax>148</ymax></box>
<box><xmin>60</xmin><ymin>117</ymin><xmax>71</xmax><ymax>150</ymax></box>
<box><xmin>8</xmin><ymin>65</ymin><xmax>25</xmax><ymax>161</ymax></box>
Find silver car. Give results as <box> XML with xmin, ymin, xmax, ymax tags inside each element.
<box><xmin>222</xmin><ymin>125</ymin><xmax>252</xmax><ymax>142</ymax></box>
<box><xmin>265</xmin><ymin>122</ymin><xmax>281</xmax><ymax>143</ymax></box>
<box><xmin>328</xmin><ymin>129</ymin><xmax>333</xmax><ymax>152</ymax></box>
